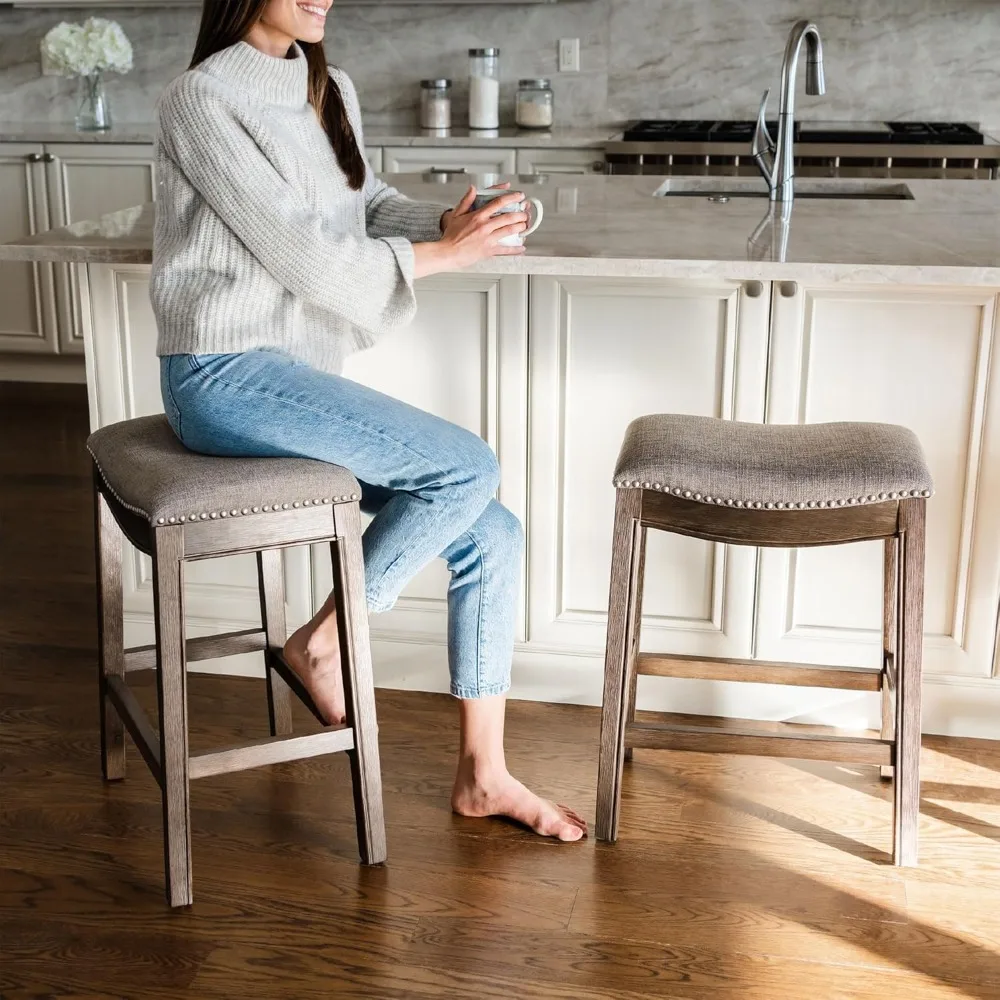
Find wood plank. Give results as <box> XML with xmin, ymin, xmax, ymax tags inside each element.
<box><xmin>596</xmin><ymin>488</ymin><xmax>644</xmax><ymax>841</ymax></box>
<box><xmin>124</xmin><ymin>627</ymin><xmax>267</xmax><ymax>672</ymax></box>
<box><xmin>189</xmin><ymin>726</ymin><xmax>354</xmax><ymax>780</ymax></box>
<box><xmin>626</xmin><ymin>721</ymin><xmax>893</xmax><ymax>765</ymax></box>
<box><xmin>181</xmin><ymin>504</ymin><xmax>339</xmax><ymax>559</ymax></box>
<box><xmin>94</xmin><ymin>483</ymin><xmax>125</xmax><ymax>779</ymax></box>
<box><xmin>636</xmin><ymin>652</ymin><xmax>882</xmax><ymax>691</ymax></box>
<box><xmin>257</xmin><ymin>548</ymin><xmax>293</xmax><ymax>736</ymax></box>
<box><xmin>104</xmin><ymin>674</ymin><xmax>161</xmax><ymax>784</ymax></box>
<box><xmin>640</xmin><ymin>487</ymin><xmax>900</xmax><ymax>547</ymax></box>
<box><xmin>151</xmin><ymin>523</ymin><xmax>192</xmax><ymax>907</ymax></box>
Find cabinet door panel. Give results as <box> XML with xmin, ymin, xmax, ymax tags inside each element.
<box><xmin>382</xmin><ymin>146</ymin><xmax>516</xmax><ymax>179</ymax></box>
<box><xmin>46</xmin><ymin>144</ymin><xmax>155</xmax><ymax>355</ymax></box>
<box><xmin>527</xmin><ymin>276</ymin><xmax>769</xmax><ymax>656</ymax></box>
<box><xmin>334</xmin><ymin>274</ymin><xmax>529</xmax><ymax>641</ymax></box>
<box><xmin>0</xmin><ymin>144</ymin><xmax>57</xmax><ymax>353</ymax></box>
<box><xmin>758</xmin><ymin>284</ymin><xmax>1000</xmax><ymax>678</ymax></box>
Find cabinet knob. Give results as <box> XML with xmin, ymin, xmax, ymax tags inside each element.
<box><xmin>27</xmin><ymin>152</ymin><xmax>43</xmax><ymax>162</ymax></box>
<box><xmin>744</xmin><ymin>280</ymin><xmax>764</xmax><ymax>299</ymax></box>
<box><xmin>42</xmin><ymin>152</ymin><xmax>55</xmax><ymax>163</ymax></box>
<box><xmin>779</xmin><ymin>280</ymin><xmax>798</xmax><ymax>298</ymax></box>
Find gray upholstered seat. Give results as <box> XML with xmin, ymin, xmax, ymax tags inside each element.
<box><xmin>87</xmin><ymin>415</ymin><xmax>360</xmax><ymax>527</ymax></box>
<box><xmin>613</xmin><ymin>414</ymin><xmax>933</xmax><ymax>509</ymax></box>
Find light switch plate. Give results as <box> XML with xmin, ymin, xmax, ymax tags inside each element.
<box><xmin>558</xmin><ymin>38</ymin><xmax>580</xmax><ymax>73</ymax></box>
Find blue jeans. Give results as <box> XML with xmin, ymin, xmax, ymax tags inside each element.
<box><xmin>160</xmin><ymin>350</ymin><xmax>521</xmax><ymax>699</ymax></box>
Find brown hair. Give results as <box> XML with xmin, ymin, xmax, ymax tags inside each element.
<box><xmin>190</xmin><ymin>0</ymin><xmax>366</xmax><ymax>190</ymax></box>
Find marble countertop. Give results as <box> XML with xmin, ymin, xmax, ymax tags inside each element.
<box><xmin>2</xmin><ymin>175</ymin><xmax>998</xmax><ymax>286</ymax></box>
<box><xmin>0</xmin><ymin>122</ymin><xmax>614</xmax><ymax>148</ymax></box>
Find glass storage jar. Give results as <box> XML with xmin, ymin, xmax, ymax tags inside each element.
<box><xmin>515</xmin><ymin>78</ymin><xmax>553</xmax><ymax>130</ymax></box>
<box><xmin>468</xmin><ymin>48</ymin><xmax>500</xmax><ymax>130</ymax></box>
<box><xmin>419</xmin><ymin>79</ymin><xmax>452</xmax><ymax>130</ymax></box>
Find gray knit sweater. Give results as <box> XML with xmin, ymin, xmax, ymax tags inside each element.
<box><xmin>151</xmin><ymin>41</ymin><xmax>446</xmax><ymax>374</ymax></box>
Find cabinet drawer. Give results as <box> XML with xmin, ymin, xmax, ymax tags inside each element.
<box><xmin>382</xmin><ymin>146</ymin><xmax>517</xmax><ymax>179</ymax></box>
<box><xmin>516</xmin><ymin>148</ymin><xmax>605</xmax><ymax>175</ymax></box>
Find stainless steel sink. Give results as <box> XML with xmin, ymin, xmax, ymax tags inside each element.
<box><xmin>652</xmin><ymin>178</ymin><xmax>914</xmax><ymax>200</ymax></box>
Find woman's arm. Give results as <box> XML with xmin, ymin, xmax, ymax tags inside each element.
<box><xmin>158</xmin><ymin>74</ymin><xmax>420</xmax><ymax>335</ymax></box>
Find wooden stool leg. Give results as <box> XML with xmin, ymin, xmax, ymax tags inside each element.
<box><xmin>257</xmin><ymin>549</ymin><xmax>294</xmax><ymax>737</ymax></box>
<box><xmin>893</xmin><ymin>499</ymin><xmax>925</xmax><ymax>867</ymax></box>
<box><xmin>596</xmin><ymin>489</ymin><xmax>645</xmax><ymax>842</ymax></box>
<box><xmin>623</xmin><ymin>525</ymin><xmax>647</xmax><ymax>764</ymax></box>
<box><xmin>153</xmin><ymin>525</ymin><xmax>193</xmax><ymax>906</ymax></box>
<box><xmin>332</xmin><ymin>502</ymin><xmax>386</xmax><ymax>865</ymax></box>
<box><xmin>880</xmin><ymin>536</ymin><xmax>897</xmax><ymax>781</ymax></box>
<box><xmin>94</xmin><ymin>484</ymin><xmax>125</xmax><ymax>781</ymax></box>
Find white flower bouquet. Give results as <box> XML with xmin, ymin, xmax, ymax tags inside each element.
<box><xmin>41</xmin><ymin>18</ymin><xmax>133</xmax><ymax>78</ymax></box>
<box><xmin>40</xmin><ymin>18</ymin><xmax>132</xmax><ymax>131</ymax></box>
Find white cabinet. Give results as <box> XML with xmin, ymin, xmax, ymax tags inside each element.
<box><xmin>382</xmin><ymin>145</ymin><xmax>517</xmax><ymax>178</ymax></box>
<box><xmin>516</xmin><ymin>148</ymin><xmax>605</xmax><ymax>175</ymax></box>
<box><xmin>526</xmin><ymin>276</ymin><xmax>770</xmax><ymax>657</ymax></box>
<box><xmin>0</xmin><ymin>144</ymin><xmax>58</xmax><ymax>354</ymax></box>
<box><xmin>337</xmin><ymin>275</ymin><xmax>529</xmax><ymax>642</ymax></box>
<box><xmin>46</xmin><ymin>144</ymin><xmax>156</xmax><ymax>354</ymax></box>
<box><xmin>0</xmin><ymin>141</ymin><xmax>155</xmax><ymax>360</ymax></box>
<box><xmin>756</xmin><ymin>282</ymin><xmax>1000</xmax><ymax>678</ymax></box>
<box><xmin>366</xmin><ymin>147</ymin><xmax>383</xmax><ymax>174</ymax></box>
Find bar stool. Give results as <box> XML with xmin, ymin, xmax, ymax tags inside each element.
<box><xmin>87</xmin><ymin>415</ymin><xmax>384</xmax><ymax>907</ymax></box>
<box><xmin>596</xmin><ymin>414</ymin><xmax>931</xmax><ymax>865</ymax></box>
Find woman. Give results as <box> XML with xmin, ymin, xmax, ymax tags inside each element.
<box><xmin>153</xmin><ymin>0</ymin><xmax>586</xmax><ymax>842</ymax></box>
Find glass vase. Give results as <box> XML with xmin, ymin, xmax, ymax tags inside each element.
<box><xmin>75</xmin><ymin>73</ymin><xmax>112</xmax><ymax>132</ymax></box>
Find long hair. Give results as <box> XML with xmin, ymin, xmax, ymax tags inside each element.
<box><xmin>190</xmin><ymin>0</ymin><xmax>366</xmax><ymax>190</ymax></box>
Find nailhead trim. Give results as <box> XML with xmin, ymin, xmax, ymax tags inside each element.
<box><xmin>613</xmin><ymin>480</ymin><xmax>933</xmax><ymax>507</ymax></box>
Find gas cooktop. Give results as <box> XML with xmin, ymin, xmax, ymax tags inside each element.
<box><xmin>621</xmin><ymin>119</ymin><xmax>987</xmax><ymax>145</ymax></box>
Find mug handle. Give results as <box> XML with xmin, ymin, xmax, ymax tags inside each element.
<box><xmin>522</xmin><ymin>197</ymin><xmax>544</xmax><ymax>236</ymax></box>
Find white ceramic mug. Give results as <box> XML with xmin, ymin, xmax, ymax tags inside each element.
<box><xmin>472</xmin><ymin>186</ymin><xmax>544</xmax><ymax>246</ymax></box>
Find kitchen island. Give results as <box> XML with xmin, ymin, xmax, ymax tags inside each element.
<box><xmin>3</xmin><ymin>174</ymin><xmax>999</xmax><ymax>738</ymax></box>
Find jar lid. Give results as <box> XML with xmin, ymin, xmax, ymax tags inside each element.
<box><xmin>469</xmin><ymin>48</ymin><xmax>500</xmax><ymax>57</ymax></box>
<box><xmin>518</xmin><ymin>78</ymin><xmax>551</xmax><ymax>88</ymax></box>
<box><xmin>420</xmin><ymin>79</ymin><xmax>452</xmax><ymax>88</ymax></box>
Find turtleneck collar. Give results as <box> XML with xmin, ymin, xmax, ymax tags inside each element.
<box><xmin>199</xmin><ymin>40</ymin><xmax>310</xmax><ymax>108</ymax></box>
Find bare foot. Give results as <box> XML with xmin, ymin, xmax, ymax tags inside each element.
<box><xmin>451</xmin><ymin>762</ymin><xmax>587</xmax><ymax>842</ymax></box>
<box><xmin>282</xmin><ymin>611</ymin><xmax>346</xmax><ymax>726</ymax></box>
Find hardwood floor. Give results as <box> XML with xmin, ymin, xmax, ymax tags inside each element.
<box><xmin>2</xmin><ymin>382</ymin><xmax>1000</xmax><ymax>999</ymax></box>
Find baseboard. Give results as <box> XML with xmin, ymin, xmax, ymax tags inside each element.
<box><xmin>0</xmin><ymin>354</ymin><xmax>87</xmax><ymax>384</ymax></box>
<box><xmin>164</xmin><ymin>621</ymin><xmax>1000</xmax><ymax>740</ymax></box>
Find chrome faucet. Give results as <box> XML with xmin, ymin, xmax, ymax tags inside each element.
<box><xmin>752</xmin><ymin>20</ymin><xmax>826</xmax><ymax>213</ymax></box>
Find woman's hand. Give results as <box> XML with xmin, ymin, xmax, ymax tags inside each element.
<box><xmin>415</xmin><ymin>185</ymin><xmax>527</xmax><ymax>279</ymax></box>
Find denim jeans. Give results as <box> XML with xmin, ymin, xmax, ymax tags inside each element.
<box><xmin>160</xmin><ymin>350</ymin><xmax>521</xmax><ymax>699</ymax></box>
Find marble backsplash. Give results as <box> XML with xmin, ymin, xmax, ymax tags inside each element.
<box><xmin>0</xmin><ymin>0</ymin><xmax>997</xmax><ymax>131</ymax></box>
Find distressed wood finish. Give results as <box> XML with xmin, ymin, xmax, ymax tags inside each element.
<box><xmin>640</xmin><ymin>488</ymin><xmax>901</xmax><ymax>547</ymax></box>
<box><xmin>627</xmin><ymin>721</ymin><xmax>893</xmax><ymax>766</ymax></box>
<box><xmin>622</xmin><ymin>525</ymin><xmax>647</xmax><ymax>763</ymax></box>
<box><xmin>257</xmin><ymin>549</ymin><xmax>293</xmax><ymax>737</ymax></box>
<box><xmin>894</xmin><ymin>499</ymin><xmax>926</xmax><ymax>866</ymax></box>
<box><xmin>151</xmin><ymin>524</ymin><xmax>192</xmax><ymax>908</ymax></box>
<box><xmin>181</xmin><ymin>504</ymin><xmax>338</xmax><ymax>559</ymax></box>
<box><xmin>94</xmin><ymin>480</ymin><xmax>125</xmax><ymax>781</ymax></box>
<box><xmin>598</xmin><ymin>484</ymin><xmax>926</xmax><ymax>866</ymax></box>
<box><xmin>637</xmin><ymin>653</ymin><xmax>882</xmax><ymax>691</ymax></box>
<box><xmin>124</xmin><ymin>628</ymin><xmax>266</xmax><ymax>672</ymax></box>
<box><xmin>882</xmin><ymin>536</ymin><xmax>899</xmax><ymax>780</ymax></box>
<box><xmin>90</xmin><ymin>450</ymin><xmax>384</xmax><ymax>906</ymax></box>
<box><xmin>189</xmin><ymin>726</ymin><xmax>354</xmax><ymax>780</ymax></box>
<box><xmin>105</xmin><ymin>675</ymin><xmax>161</xmax><ymax>783</ymax></box>
<box><xmin>332</xmin><ymin>501</ymin><xmax>387</xmax><ymax>866</ymax></box>
<box><xmin>596</xmin><ymin>489</ymin><xmax>644</xmax><ymax>841</ymax></box>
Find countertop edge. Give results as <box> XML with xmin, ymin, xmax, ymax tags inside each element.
<box><xmin>2</xmin><ymin>245</ymin><xmax>996</xmax><ymax>285</ymax></box>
